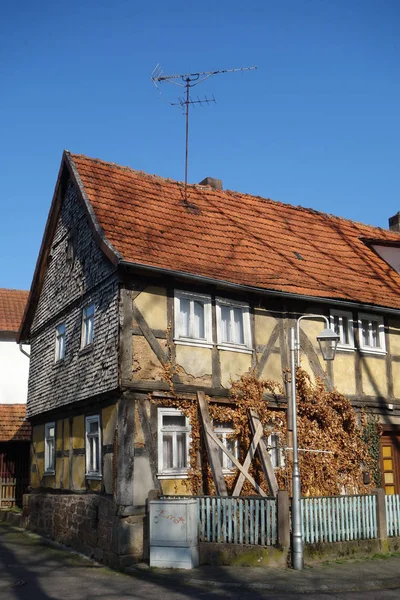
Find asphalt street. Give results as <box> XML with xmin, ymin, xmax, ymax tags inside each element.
<box><xmin>1</xmin><ymin>523</ymin><xmax>400</xmax><ymax>599</ymax></box>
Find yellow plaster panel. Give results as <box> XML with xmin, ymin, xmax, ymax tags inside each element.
<box><xmin>43</xmin><ymin>474</ymin><xmax>55</xmax><ymax>487</ymax></box>
<box><xmin>30</xmin><ymin>464</ymin><xmax>40</xmax><ymax>488</ymax></box>
<box><xmin>63</xmin><ymin>419</ymin><xmax>70</xmax><ymax>451</ymax></box>
<box><xmin>176</xmin><ymin>345</ymin><xmax>212</xmax><ymax>384</ymax></box>
<box><xmin>55</xmin><ymin>457</ymin><xmax>63</xmax><ymax>488</ymax></box>
<box><xmin>300</xmin><ymin>355</ymin><xmax>316</xmax><ymax>384</ymax></box>
<box><xmin>220</xmin><ymin>351</ymin><xmax>252</xmax><ymax>388</ymax></box>
<box><xmin>62</xmin><ymin>457</ymin><xmax>70</xmax><ymax>490</ymax></box>
<box><xmin>102</xmin><ymin>404</ymin><xmax>117</xmax><ymax>445</ymax></box>
<box><xmin>72</xmin><ymin>415</ymin><xmax>85</xmax><ymax>449</ymax></box>
<box><xmin>388</xmin><ymin>318</ymin><xmax>400</xmax><ymax>356</ymax></box>
<box><xmin>71</xmin><ymin>455</ymin><xmax>86</xmax><ymax>490</ymax></box>
<box><xmin>134</xmin><ymin>286</ymin><xmax>167</xmax><ymax>331</ymax></box>
<box><xmin>135</xmin><ymin>403</ymin><xmax>145</xmax><ymax>446</ymax></box>
<box><xmin>132</xmin><ymin>336</ymin><xmax>166</xmax><ymax>380</ymax></box>
<box><xmin>332</xmin><ymin>353</ymin><xmax>356</xmax><ymax>396</ymax></box>
<box><xmin>88</xmin><ymin>479</ymin><xmax>101</xmax><ymax>492</ymax></box>
<box><xmin>32</xmin><ymin>424</ymin><xmax>44</xmax><ymax>453</ymax></box>
<box><xmin>254</xmin><ymin>312</ymin><xmax>278</xmax><ymax>347</ymax></box>
<box><xmin>259</xmin><ymin>352</ymin><xmax>284</xmax><ymax>384</ymax></box>
<box><xmin>56</xmin><ymin>420</ymin><xmax>63</xmax><ymax>451</ymax></box>
<box><xmin>361</xmin><ymin>356</ymin><xmax>387</xmax><ymax>397</ymax></box>
<box><xmin>160</xmin><ymin>479</ymin><xmax>190</xmax><ymax>495</ymax></box>
<box><xmin>392</xmin><ymin>362</ymin><xmax>400</xmax><ymax>399</ymax></box>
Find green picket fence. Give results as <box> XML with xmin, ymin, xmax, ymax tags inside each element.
<box><xmin>385</xmin><ymin>494</ymin><xmax>400</xmax><ymax>537</ymax></box>
<box><xmin>301</xmin><ymin>494</ymin><xmax>377</xmax><ymax>543</ymax></box>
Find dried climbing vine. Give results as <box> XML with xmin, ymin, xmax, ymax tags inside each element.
<box><xmin>154</xmin><ymin>350</ymin><xmax>381</xmax><ymax>497</ymax></box>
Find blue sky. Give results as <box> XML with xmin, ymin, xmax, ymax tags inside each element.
<box><xmin>1</xmin><ymin>0</ymin><xmax>399</xmax><ymax>290</ymax></box>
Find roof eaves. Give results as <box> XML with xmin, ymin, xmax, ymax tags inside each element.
<box><xmin>119</xmin><ymin>259</ymin><xmax>400</xmax><ymax>316</ymax></box>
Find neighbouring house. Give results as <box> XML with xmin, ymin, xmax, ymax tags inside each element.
<box><xmin>18</xmin><ymin>151</ymin><xmax>400</xmax><ymax>565</ymax></box>
<box><xmin>0</xmin><ymin>288</ymin><xmax>31</xmax><ymax>506</ymax></box>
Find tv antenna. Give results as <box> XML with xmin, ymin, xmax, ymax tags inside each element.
<box><xmin>151</xmin><ymin>65</ymin><xmax>257</xmax><ymax>198</ymax></box>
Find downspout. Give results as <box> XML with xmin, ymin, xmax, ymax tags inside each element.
<box><xmin>19</xmin><ymin>343</ymin><xmax>30</xmax><ymax>358</ymax></box>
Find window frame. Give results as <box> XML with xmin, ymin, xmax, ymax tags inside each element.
<box><xmin>81</xmin><ymin>303</ymin><xmax>95</xmax><ymax>348</ymax></box>
<box><xmin>213</xmin><ymin>421</ymin><xmax>238</xmax><ymax>473</ymax></box>
<box><xmin>174</xmin><ymin>290</ymin><xmax>212</xmax><ymax>348</ymax></box>
<box><xmin>330</xmin><ymin>309</ymin><xmax>354</xmax><ymax>351</ymax></box>
<box><xmin>44</xmin><ymin>422</ymin><xmax>56</xmax><ymax>474</ymax></box>
<box><xmin>85</xmin><ymin>414</ymin><xmax>102</xmax><ymax>479</ymax></box>
<box><xmin>358</xmin><ymin>312</ymin><xmax>386</xmax><ymax>355</ymax></box>
<box><xmin>216</xmin><ymin>297</ymin><xmax>252</xmax><ymax>353</ymax></box>
<box><xmin>55</xmin><ymin>323</ymin><xmax>66</xmax><ymax>362</ymax></box>
<box><xmin>157</xmin><ymin>407</ymin><xmax>191</xmax><ymax>478</ymax></box>
<box><xmin>267</xmin><ymin>432</ymin><xmax>284</xmax><ymax>469</ymax></box>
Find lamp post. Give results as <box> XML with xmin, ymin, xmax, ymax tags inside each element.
<box><xmin>290</xmin><ymin>315</ymin><xmax>339</xmax><ymax>571</ymax></box>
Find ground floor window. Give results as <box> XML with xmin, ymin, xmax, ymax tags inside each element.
<box><xmin>158</xmin><ymin>408</ymin><xmax>190</xmax><ymax>477</ymax></box>
<box><xmin>85</xmin><ymin>415</ymin><xmax>101</xmax><ymax>478</ymax></box>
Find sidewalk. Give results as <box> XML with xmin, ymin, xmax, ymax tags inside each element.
<box><xmin>1</xmin><ymin>521</ymin><xmax>400</xmax><ymax>598</ymax></box>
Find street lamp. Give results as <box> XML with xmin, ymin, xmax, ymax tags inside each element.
<box><xmin>290</xmin><ymin>315</ymin><xmax>339</xmax><ymax>571</ymax></box>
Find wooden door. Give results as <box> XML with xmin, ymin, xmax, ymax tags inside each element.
<box><xmin>380</xmin><ymin>434</ymin><xmax>400</xmax><ymax>495</ymax></box>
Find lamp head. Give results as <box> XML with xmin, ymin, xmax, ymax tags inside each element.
<box><xmin>317</xmin><ymin>328</ymin><xmax>340</xmax><ymax>361</ymax></box>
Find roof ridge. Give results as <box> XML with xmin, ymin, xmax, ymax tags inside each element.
<box><xmin>68</xmin><ymin>151</ymin><xmax>397</xmax><ymax>237</ymax></box>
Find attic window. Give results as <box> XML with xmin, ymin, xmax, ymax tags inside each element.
<box><xmin>66</xmin><ymin>229</ymin><xmax>76</xmax><ymax>268</ymax></box>
<box><xmin>294</xmin><ymin>252</ymin><xmax>304</xmax><ymax>260</ymax></box>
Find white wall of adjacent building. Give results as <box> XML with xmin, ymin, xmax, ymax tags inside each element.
<box><xmin>0</xmin><ymin>339</ymin><xmax>29</xmax><ymax>404</ymax></box>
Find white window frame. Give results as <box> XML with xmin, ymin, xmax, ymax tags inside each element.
<box><xmin>216</xmin><ymin>297</ymin><xmax>252</xmax><ymax>353</ymax></box>
<box><xmin>174</xmin><ymin>290</ymin><xmax>212</xmax><ymax>347</ymax></box>
<box><xmin>214</xmin><ymin>422</ymin><xmax>238</xmax><ymax>473</ymax></box>
<box><xmin>267</xmin><ymin>433</ymin><xmax>284</xmax><ymax>469</ymax></box>
<box><xmin>358</xmin><ymin>313</ymin><xmax>386</xmax><ymax>355</ymax></box>
<box><xmin>85</xmin><ymin>415</ymin><xmax>102</xmax><ymax>479</ymax></box>
<box><xmin>55</xmin><ymin>323</ymin><xmax>66</xmax><ymax>362</ymax></box>
<box><xmin>44</xmin><ymin>422</ymin><xmax>55</xmax><ymax>474</ymax></box>
<box><xmin>81</xmin><ymin>303</ymin><xmax>95</xmax><ymax>348</ymax></box>
<box><xmin>157</xmin><ymin>407</ymin><xmax>191</xmax><ymax>478</ymax></box>
<box><xmin>330</xmin><ymin>310</ymin><xmax>354</xmax><ymax>351</ymax></box>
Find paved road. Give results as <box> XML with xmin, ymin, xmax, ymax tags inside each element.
<box><xmin>1</xmin><ymin>523</ymin><xmax>400</xmax><ymax>599</ymax></box>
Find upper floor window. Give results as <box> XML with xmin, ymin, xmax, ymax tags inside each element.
<box><xmin>81</xmin><ymin>303</ymin><xmax>95</xmax><ymax>347</ymax></box>
<box><xmin>214</xmin><ymin>421</ymin><xmax>238</xmax><ymax>472</ymax></box>
<box><xmin>55</xmin><ymin>323</ymin><xmax>66</xmax><ymax>361</ymax></box>
<box><xmin>158</xmin><ymin>407</ymin><xmax>190</xmax><ymax>477</ymax></box>
<box><xmin>359</xmin><ymin>313</ymin><xmax>386</xmax><ymax>354</ymax></box>
<box><xmin>85</xmin><ymin>415</ymin><xmax>101</xmax><ymax>478</ymax></box>
<box><xmin>330</xmin><ymin>310</ymin><xmax>354</xmax><ymax>350</ymax></box>
<box><xmin>174</xmin><ymin>291</ymin><xmax>212</xmax><ymax>347</ymax></box>
<box><xmin>44</xmin><ymin>422</ymin><xmax>55</xmax><ymax>474</ymax></box>
<box><xmin>216</xmin><ymin>298</ymin><xmax>252</xmax><ymax>352</ymax></box>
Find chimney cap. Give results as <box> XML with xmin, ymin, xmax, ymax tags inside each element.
<box><xmin>199</xmin><ymin>177</ymin><xmax>223</xmax><ymax>190</ymax></box>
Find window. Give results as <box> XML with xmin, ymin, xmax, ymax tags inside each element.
<box><xmin>55</xmin><ymin>323</ymin><xmax>66</xmax><ymax>361</ymax></box>
<box><xmin>85</xmin><ymin>415</ymin><xmax>101</xmax><ymax>478</ymax></box>
<box><xmin>214</xmin><ymin>421</ymin><xmax>238</xmax><ymax>472</ymax></box>
<box><xmin>81</xmin><ymin>303</ymin><xmax>95</xmax><ymax>347</ymax></box>
<box><xmin>330</xmin><ymin>310</ymin><xmax>354</xmax><ymax>350</ymax></box>
<box><xmin>174</xmin><ymin>291</ymin><xmax>212</xmax><ymax>346</ymax></box>
<box><xmin>158</xmin><ymin>408</ymin><xmax>190</xmax><ymax>477</ymax></box>
<box><xmin>358</xmin><ymin>313</ymin><xmax>386</xmax><ymax>353</ymax></box>
<box><xmin>267</xmin><ymin>433</ymin><xmax>284</xmax><ymax>469</ymax></box>
<box><xmin>44</xmin><ymin>422</ymin><xmax>55</xmax><ymax>473</ymax></box>
<box><xmin>216</xmin><ymin>298</ymin><xmax>252</xmax><ymax>352</ymax></box>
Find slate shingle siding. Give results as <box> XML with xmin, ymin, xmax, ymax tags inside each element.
<box><xmin>27</xmin><ymin>180</ymin><xmax>119</xmax><ymax>418</ymax></box>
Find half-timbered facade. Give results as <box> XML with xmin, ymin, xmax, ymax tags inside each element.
<box><xmin>19</xmin><ymin>151</ymin><xmax>400</xmax><ymax>564</ymax></box>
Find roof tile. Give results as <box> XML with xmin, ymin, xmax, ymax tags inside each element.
<box><xmin>0</xmin><ymin>405</ymin><xmax>31</xmax><ymax>441</ymax></box>
<box><xmin>0</xmin><ymin>289</ymin><xmax>29</xmax><ymax>333</ymax></box>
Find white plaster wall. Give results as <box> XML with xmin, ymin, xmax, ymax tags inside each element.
<box><xmin>0</xmin><ymin>340</ymin><xmax>29</xmax><ymax>403</ymax></box>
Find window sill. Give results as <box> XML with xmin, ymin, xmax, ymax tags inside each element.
<box><xmin>359</xmin><ymin>348</ymin><xmax>387</xmax><ymax>357</ymax></box>
<box><xmin>53</xmin><ymin>359</ymin><xmax>65</xmax><ymax>369</ymax></box>
<box><xmin>336</xmin><ymin>345</ymin><xmax>355</xmax><ymax>353</ymax></box>
<box><xmin>79</xmin><ymin>344</ymin><xmax>94</xmax><ymax>357</ymax></box>
<box><xmin>157</xmin><ymin>473</ymin><xmax>189</xmax><ymax>480</ymax></box>
<box><xmin>85</xmin><ymin>473</ymin><xmax>102</xmax><ymax>481</ymax></box>
<box><xmin>217</xmin><ymin>344</ymin><xmax>252</xmax><ymax>354</ymax></box>
<box><xmin>43</xmin><ymin>471</ymin><xmax>55</xmax><ymax>476</ymax></box>
<box><xmin>174</xmin><ymin>339</ymin><xmax>213</xmax><ymax>349</ymax></box>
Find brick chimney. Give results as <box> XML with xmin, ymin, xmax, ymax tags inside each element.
<box><xmin>389</xmin><ymin>212</ymin><xmax>400</xmax><ymax>232</ymax></box>
<box><xmin>199</xmin><ymin>177</ymin><xmax>223</xmax><ymax>190</ymax></box>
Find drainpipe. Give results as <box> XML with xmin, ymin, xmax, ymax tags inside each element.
<box><xmin>19</xmin><ymin>343</ymin><xmax>30</xmax><ymax>358</ymax></box>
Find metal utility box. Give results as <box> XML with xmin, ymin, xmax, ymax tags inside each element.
<box><xmin>149</xmin><ymin>499</ymin><xmax>199</xmax><ymax>569</ymax></box>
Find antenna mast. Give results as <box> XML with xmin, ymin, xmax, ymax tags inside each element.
<box><xmin>151</xmin><ymin>66</ymin><xmax>257</xmax><ymax>196</ymax></box>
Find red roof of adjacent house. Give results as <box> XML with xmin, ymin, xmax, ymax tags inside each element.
<box><xmin>0</xmin><ymin>289</ymin><xmax>29</xmax><ymax>333</ymax></box>
<box><xmin>0</xmin><ymin>405</ymin><xmax>31</xmax><ymax>442</ymax></box>
<box><xmin>68</xmin><ymin>152</ymin><xmax>400</xmax><ymax>310</ymax></box>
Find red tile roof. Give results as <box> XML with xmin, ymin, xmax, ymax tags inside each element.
<box><xmin>68</xmin><ymin>153</ymin><xmax>400</xmax><ymax>310</ymax></box>
<box><xmin>0</xmin><ymin>289</ymin><xmax>29</xmax><ymax>333</ymax></box>
<box><xmin>0</xmin><ymin>405</ymin><xmax>31</xmax><ymax>442</ymax></box>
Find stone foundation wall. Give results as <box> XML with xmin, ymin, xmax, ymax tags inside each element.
<box><xmin>23</xmin><ymin>493</ymin><xmax>145</xmax><ymax>567</ymax></box>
